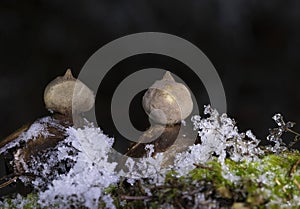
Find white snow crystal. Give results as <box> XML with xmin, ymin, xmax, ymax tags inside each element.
<box><xmin>123</xmin><ymin>144</ymin><xmax>168</xmax><ymax>185</ymax></box>
<box><xmin>174</xmin><ymin>105</ymin><xmax>263</xmax><ymax>178</ymax></box>
<box><xmin>37</xmin><ymin>125</ymin><xmax>119</xmax><ymax>209</ymax></box>
<box><xmin>102</xmin><ymin>194</ymin><xmax>116</xmax><ymax>209</ymax></box>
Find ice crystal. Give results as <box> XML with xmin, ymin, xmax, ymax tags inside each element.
<box><xmin>0</xmin><ymin>194</ymin><xmax>39</xmax><ymax>209</ymax></box>
<box><xmin>266</xmin><ymin>113</ymin><xmax>298</xmax><ymax>152</ymax></box>
<box><xmin>102</xmin><ymin>194</ymin><xmax>116</xmax><ymax>209</ymax></box>
<box><xmin>123</xmin><ymin>144</ymin><xmax>168</xmax><ymax>185</ymax></box>
<box><xmin>34</xmin><ymin>125</ymin><xmax>119</xmax><ymax>209</ymax></box>
<box><xmin>175</xmin><ymin>105</ymin><xmax>263</xmax><ymax>178</ymax></box>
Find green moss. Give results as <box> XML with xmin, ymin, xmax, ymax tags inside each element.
<box><xmin>2</xmin><ymin>151</ymin><xmax>300</xmax><ymax>209</ymax></box>
<box><xmin>0</xmin><ymin>193</ymin><xmax>41</xmax><ymax>209</ymax></box>
<box><xmin>225</xmin><ymin>151</ymin><xmax>300</xmax><ymax>208</ymax></box>
<box><xmin>190</xmin><ymin>160</ymin><xmax>233</xmax><ymax>189</ymax></box>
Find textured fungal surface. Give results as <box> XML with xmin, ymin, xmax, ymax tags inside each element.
<box><xmin>44</xmin><ymin>69</ymin><xmax>95</xmax><ymax>115</ymax></box>
<box><xmin>142</xmin><ymin>71</ymin><xmax>193</xmax><ymax>125</ymax></box>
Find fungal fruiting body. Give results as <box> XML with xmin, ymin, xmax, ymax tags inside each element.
<box><xmin>0</xmin><ymin>69</ymin><xmax>94</xmax><ymax>191</ymax></box>
<box><xmin>142</xmin><ymin>71</ymin><xmax>193</xmax><ymax>125</ymax></box>
<box><xmin>44</xmin><ymin>69</ymin><xmax>95</xmax><ymax>115</ymax></box>
<box><xmin>126</xmin><ymin>71</ymin><xmax>196</xmax><ymax>160</ymax></box>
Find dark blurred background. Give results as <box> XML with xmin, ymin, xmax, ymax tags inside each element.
<box><xmin>0</xmin><ymin>0</ymin><xmax>300</xmax><ymax>148</ymax></box>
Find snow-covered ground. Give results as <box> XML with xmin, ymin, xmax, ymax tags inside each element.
<box><xmin>0</xmin><ymin>105</ymin><xmax>299</xmax><ymax>208</ymax></box>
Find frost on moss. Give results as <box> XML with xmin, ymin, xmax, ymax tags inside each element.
<box><xmin>1</xmin><ymin>106</ymin><xmax>300</xmax><ymax>209</ymax></box>
<box><xmin>0</xmin><ymin>193</ymin><xmax>40</xmax><ymax>209</ymax></box>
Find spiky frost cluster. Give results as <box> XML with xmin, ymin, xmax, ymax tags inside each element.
<box><xmin>266</xmin><ymin>113</ymin><xmax>298</xmax><ymax>153</ymax></box>
<box><xmin>37</xmin><ymin>125</ymin><xmax>119</xmax><ymax>209</ymax></box>
<box><xmin>173</xmin><ymin>105</ymin><xmax>263</xmax><ymax>177</ymax></box>
<box><xmin>122</xmin><ymin>144</ymin><xmax>167</xmax><ymax>185</ymax></box>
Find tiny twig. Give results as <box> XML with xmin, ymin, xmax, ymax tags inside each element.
<box><xmin>0</xmin><ymin>172</ymin><xmax>36</xmax><ymax>189</ymax></box>
<box><xmin>289</xmin><ymin>159</ymin><xmax>300</xmax><ymax>177</ymax></box>
<box><xmin>287</xmin><ymin>129</ymin><xmax>300</xmax><ymax>148</ymax></box>
<box><xmin>287</xmin><ymin>128</ymin><xmax>300</xmax><ymax>136</ymax></box>
<box><xmin>0</xmin><ymin>173</ymin><xmax>16</xmax><ymax>182</ymax></box>
<box><xmin>175</xmin><ymin>198</ymin><xmax>185</xmax><ymax>209</ymax></box>
<box><xmin>293</xmin><ymin>179</ymin><xmax>300</xmax><ymax>191</ymax></box>
<box><xmin>119</xmin><ymin>177</ymin><xmax>127</xmax><ymax>193</ymax></box>
<box><xmin>193</xmin><ymin>163</ymin><xmax>214</xmax><ymax>171</ymax></box>
<box><xmin>137</xmin><ymin>179</ymin><xmax>146</xmax><ymax>195</ymax></box>
<box><xmin>275</xmin><ymin>178</ymin><xmax>281</xmax><ymax>186</ymax></box>
<box><xmin>0</xmin><ymin>176</ymin><xmax>18</xmax><ymax>189</ymax></box>
<box><xmin>120</xmin><ymin>195</ymin><xmax>152</xmax><ymax>200</ymax></box>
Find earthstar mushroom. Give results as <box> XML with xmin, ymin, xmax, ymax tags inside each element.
<box><xmin>142</xmin><ymin>71</ymin><xmax>193</xmax><ymax>125</ymax></box>
<box><xmin>126</xmin><ymin>71</ymin><xmax>196</xmax><ymax>164</ymax></box>
<box><xmin>44</xmin><ymin>69</ymin><xmax>95</xmax><ymax>115</ymax></box>
<box><xmin>0</xmin><ymin>69</ymin><xmax>95</xmax><ymax>191</ymax></box>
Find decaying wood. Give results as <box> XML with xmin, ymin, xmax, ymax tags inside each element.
<box><xmin>0</xmin><ymin>124</ymin><xmax>30</xmax><ymax>149</ymax></box>
<box><xmin>1</xmin><ymin>114</ymin><xmax>73</xmax><ymax>175</ymax></box>
<box><xmin>125</xmin><ymin>121</ymin><xmax>198</xmax><ymax>166</ymax></box>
